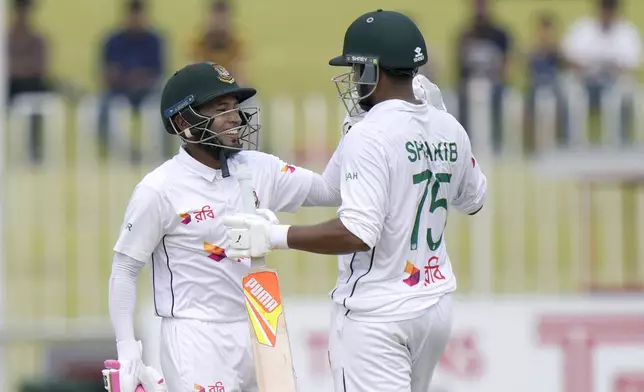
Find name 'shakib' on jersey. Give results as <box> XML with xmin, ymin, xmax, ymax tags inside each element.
<box><xmin>331</xmin><ymin>99</ymin><xmax>487</xmax><ymax>322</ymax></box>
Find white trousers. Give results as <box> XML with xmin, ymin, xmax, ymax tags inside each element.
<box><xmin>328</xmin><ymin>294</ymin><xmax>453</xmax><ymax>392</ymax></box>
<box><xmin>159</xmin><ymin>318</ymin><xmax>258</xmax><ymax>392</ymax></box>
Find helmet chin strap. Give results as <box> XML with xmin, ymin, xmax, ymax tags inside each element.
<box><xmin>194</xmin><ymin>138</ymin><xmax>240</xmax><ymax>178</ymax></box>
<box><xmin>219</xmin><ymin>148</ymin><xmax>231</xmax><ymax>178</ymax></box>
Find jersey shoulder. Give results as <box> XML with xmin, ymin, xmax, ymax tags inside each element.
<box><xmin>137</xmin><ymin>159</ymin><xmax>174</xmax><ymax>194</ymax></box>
<box><xmin>234</xmin><ymin>150</ymin><xmax>283</xmax><ymax>169</ymax></box>
<box><xmin>431</xmin><ymin>108</ymin><xmax>470</xmax><ymax>140</ymax></box>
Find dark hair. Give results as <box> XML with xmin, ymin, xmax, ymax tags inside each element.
<box><xmin>14</xmin><ymin>0</ymin><xmax>33</xmax><ymax>10</ymax></box>
<box><xmin>128</xmin><ymin>0</ymin><xmax>145</xmax><ymax>12</ymax></box>
<box><xmin>599</xmin><ymin>0</ymin><xmax>619</xmax><ymax>10</ymax></box>
<box><xmin>537</xmin><ymin>12</ymin><xmax>555</xmax><ymax>27</ymax></box>
<box><xmin>212</xmin><ymin>0</ymin><xmax>229</xmax><ymax>12</ymax></box>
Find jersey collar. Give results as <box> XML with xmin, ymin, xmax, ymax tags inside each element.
<box><xmin>176</xmin><ymin>146</ymin><xmax>224</xmax><ymax>181</ymax></box>
<box><xmin>369</xmin><ymin>98</ymin><xmax>428</xmax><ymax>115</ymax></box>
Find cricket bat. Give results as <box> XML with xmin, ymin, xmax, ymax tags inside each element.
<box><xmin>237</xmin><ymin>166</ymin><xmax>298</xmax><ymax>392</ymax></box>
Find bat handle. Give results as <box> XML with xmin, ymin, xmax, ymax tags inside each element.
<box><xmin>236</xmin><ymin>166</ymin><xmax>266</xmax><ymax>268</ymax></box>
<box><xmin>237</xmin><ymin>167</ymin><xmax>257</xmax><ymax>214</ymax></box>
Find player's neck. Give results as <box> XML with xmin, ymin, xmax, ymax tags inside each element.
<box><xmin>375</xmin><ymin>87</ymin><xmax>422</xmax><ymax>106</ymax></box>
<box><xmin>184</xmin><ymin>144</ymin><xmax>221</xmax><ymax>170</ymax></box>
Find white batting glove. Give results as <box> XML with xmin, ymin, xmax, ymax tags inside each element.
<box><xmin>255</xmin><ymin>208</ymin><xmax>279</xmax><ymax>225</ymax></box>
<box><xmin>341</xmin><ymin>113</ymin><xmax>364</xmax><ymax>136</ymax></box>
<box><xmin>413</xmin><ymin>74</ymin><xmax>447</xmax><ymax>112</ymax></box>
<box><xmin>138</xmin><ymin>366</ymin><xmax>167</xmax><ymax>392</ymax></box>
<box><xmin>224</xmin><ymin>210</ymin><xmax>290</xmax><ymax>258</ymax></box>
<box><xmin>116</xmin><ymin>340</ymin><xmax>166</xmax><ymax>392</ymax></box>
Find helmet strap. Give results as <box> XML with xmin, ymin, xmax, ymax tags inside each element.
<box><xmin>219</xmin><ymin>147</ymin><xmax>231</xmax><ymax>178</ymax></box>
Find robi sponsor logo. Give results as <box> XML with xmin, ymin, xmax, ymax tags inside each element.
<box><xmin>194</xmin><ymin>382</ymin><xmax>225</xmax><ymax>392</ymax></box>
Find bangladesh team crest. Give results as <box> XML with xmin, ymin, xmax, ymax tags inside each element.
<box><xmin>212</xmin><ymin>63</ymin><xmax>235</xmax><ymax>84</ymax></box>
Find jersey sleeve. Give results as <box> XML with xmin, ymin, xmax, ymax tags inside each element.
<box><xmin>321</xmin><ymin>136</ymin><xmax>344</xmax><ymax>193</ymax></box>
<box><xmin>113</xmin><ymin>183</ymin><xmax>167</xmax><ymax>263</ymax></box>
<box><xmin>337</xmin><ymin>130</ymin><xmax>389</xmax><ymax>249</ymax></box>
<box><xmin>451</xmin><ymin>125</ymin><xmax>487</xmax><ymax>214</ymax></box>
<box><xmin>266</xmin><ymin>155</ymin><xmax>315</xmax><ymax>213</ymax></box>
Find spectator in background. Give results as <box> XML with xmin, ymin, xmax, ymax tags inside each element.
<box><xmin>99</xmin><ymin>0</ymin><xmax>165</xmax><ymax>152</ymax></box>
<box><xmin>8</xmin><ymin>0</ymin><xmax>50</xmax><ymax>164</ymax></box>
<box><xmin>561</xmin><ymin>0</ymin><xmax>642</xmax><ymax>141</ymax></box>
<box><xmin>190</xmin><ymin>0</ymin><xmax>246</xmax><ymax>83</ymax></box>
<box><xmin>455</xmin><ymin>0</ymin><xmax>512</xmax><ymax>153</ymax></box>
<box><xmin>525</xmin><ymin>13</ymin><xmax>567</xmax><ymax>151</ymax></box>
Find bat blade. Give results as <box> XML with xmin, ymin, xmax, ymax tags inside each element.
<box><xmin>242</xmin><ymin>267</ymin><xmax>298</xmax><ymax>392</ymax></box>
<box><xmin>237</xmin><ymin>164</ymin><xmax>297</xmax><ymax>391</ymax></box>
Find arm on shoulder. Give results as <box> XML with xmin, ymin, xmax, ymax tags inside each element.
<box><xmin>282</xmin><ymin>128</ymin><xmax>388</xmax><ymax>255</ymax></box>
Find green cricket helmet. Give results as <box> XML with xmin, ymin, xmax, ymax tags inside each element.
<box><xmin>160</xmin><ymin>62</ymin><xmax>260</xmax><ymax>154</ymax></box>
<box><xmin>329</xmin><ymin>10</ymin><xmax>427</xmax><ymax>116</ymax></box>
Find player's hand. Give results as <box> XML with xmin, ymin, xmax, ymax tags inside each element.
<box><xmin>255</xmin><ymin>208</ymin><xmax>279</xmax><ymax>225</ymax></box>
<box><xmin>341</xmin><ymin>113</ymin><xmax>364</xmax><ymax>136</ymax></box>
<box><xmin>413</xmin><ymin>74</ymin><xmax>447</xmax><ymax>112</ymax></box>
<box><xmin>116</xmin><ymin>340</ymin><xmax>167</xmax><ymax>392</ymax></box>
<box><xmin>138</xmin><ymin>366</ymin><xmax>167</xmax><ymax>392</ymax></box>
<box><xmin>224</xmin><ymin>209</ymin><xmax>287</xmax><ymax>258</ymax></box>
<box><xmin>224</xmin><ymin>213</ymin><xmax>273</xmax><ymax>258</ymax></box>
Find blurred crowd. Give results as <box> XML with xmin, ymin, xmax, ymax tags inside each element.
<box><xmin>7</xmin><ymin>0</ymin><xmax>644</xmax><ymax>161</ymax></box>
<box><xmin>447</xmin><ymin>0</ymin><xmax>642</xmax><ymax>151</ymax></box>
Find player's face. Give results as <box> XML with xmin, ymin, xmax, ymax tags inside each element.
<box><xmin>197</xmin><ymin>94</ymin><xmax>242</xmax><ymax>148</ymax></box>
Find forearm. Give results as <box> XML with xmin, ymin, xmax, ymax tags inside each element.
<box><xmin>285</xmin><ymin>218</ymin><xmax>369</xmax><ymax>255</ymax></box>
<box><xmin>109</xmin><ymin>253</ymin><xmax>144</xmax><ymax>344</ymax></box>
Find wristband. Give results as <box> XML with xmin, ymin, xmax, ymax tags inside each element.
<box><xmin>269</xmin><ymin>224</ymin><xmax>291</xmax><ymax>250</ymax></box>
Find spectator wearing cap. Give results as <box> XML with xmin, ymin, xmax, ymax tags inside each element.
<box><xmin>561</xmin><ymin>0</ymin><xmax>642</xmax><ymax>142</ymax></box>
<box><xmin>189</xmin><ymin>0</ymin><xmax>247</xmax><ymax>84</ymax></box>
<box><xmin>98</xmin><ymin>0</ymin><xmax>165</xmax><ymax>153</ymax></box>
<box><xmin>8</xmin><ymin>0</ymin><xmax>50</xmax><ymax>164</ymax></box>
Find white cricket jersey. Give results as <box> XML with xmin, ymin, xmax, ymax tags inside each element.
<box><xmin>113</xmin><ymin>147</ymin><xmax>314</xmax><ymax>322</ymax></box>
<box><xmin>331</xmin><ymin>99</ymin><xmax>487</xmax><ymax>322</ymax></box>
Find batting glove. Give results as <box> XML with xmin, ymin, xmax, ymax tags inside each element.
<box><xmin>224</xmin><ymin>209</ymin><xmax>290</xmax><ymax>259</ymax></box>
<box><xmin>116</xmin><ymin>340</ymin><xmax>166</xmax><ymax>392</ymax></box>
<box><xmin>413</xmin><ymin>74</ymin><xmax>447</xmax><ymax>112</ymax></box>
<box><xmin>341</xmin><ymin>113</ymin><xmax>364</xmax><ymax>136</ymax></box>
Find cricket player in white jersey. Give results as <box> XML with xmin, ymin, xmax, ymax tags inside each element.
<box><xmin>107</xmin><ymin>62</ymin><xmax>345</xmax><ymax>392</ymax></box>
<box><xmin>224</xmin><ymin>10</ymin><xmax>488</xmax><ymax>392</ymax></box>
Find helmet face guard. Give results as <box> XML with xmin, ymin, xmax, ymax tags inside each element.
<box><xmin>331</xmin><ymin>55</ymin><xmax>380</xmax><ymax>117</ymax></box>
<box><xmin>164</xmin><ymin>95</ymin><xmax>260</xmax><ymax>152</ymax></box>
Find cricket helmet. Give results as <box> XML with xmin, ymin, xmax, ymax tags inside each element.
<box><xmin>329</xmin><ymin>10</ymin><xmax>427</xmax><ymax>116</ymax></box>
<box><xmin>160</xmin><ymin>62</ymin><xmax>260</xmax><ymax>153</ymax></box>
